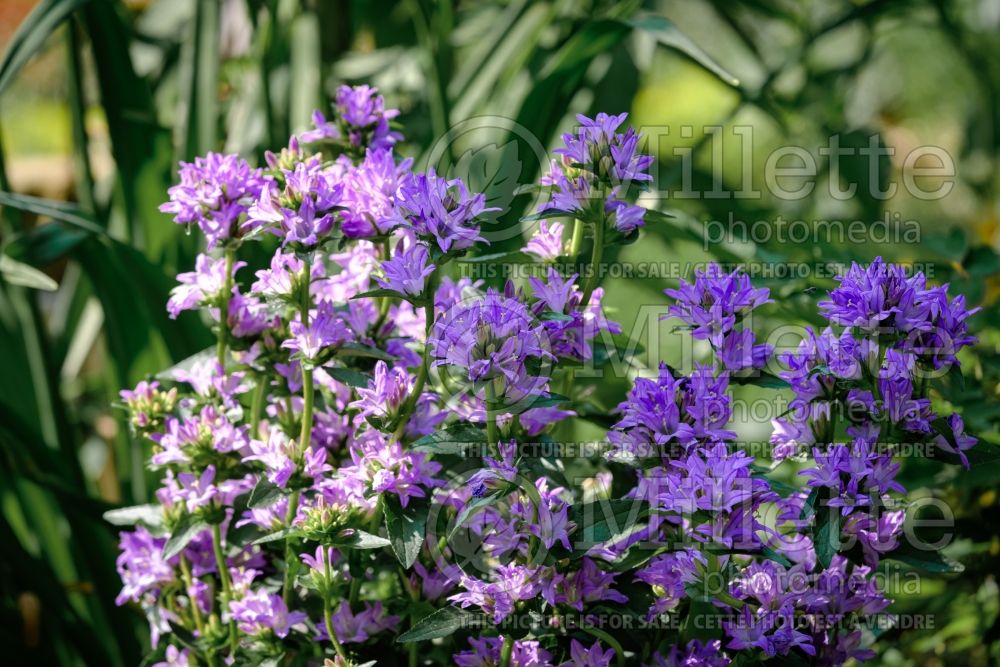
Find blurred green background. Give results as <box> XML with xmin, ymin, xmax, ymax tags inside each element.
<box><xmin>0</xmin><ymin>0</ymin><xmax>998</xmax><ymax>665</ymax></box>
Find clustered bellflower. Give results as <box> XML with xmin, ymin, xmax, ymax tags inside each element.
<box><xmin>117</xmin><ymin>95</ymin><xmax>980</xmax><ymax>667</ymax></box>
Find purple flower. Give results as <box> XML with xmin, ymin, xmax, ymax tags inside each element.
<box><xmin>559</xmin><ymin>639</ymin><xmax>614</xmax><ymax>667</ymax></box>
<box><xmin>246</xmin><ymin>158</ymin><xmax>343</xmax><ymax>246</ymax></box>
<box><xmin>634</xmin><ymin>549</ymin><xmax>703</xmax><ymax>619</ymax></box>
<box><xmin>282</xmin><ymin>301</ymin><xmax>354</xmax><ymax>362</ymax></box>
<box><xmin>244</xmin><ymin>429</ymin><xmax>330</xmax><ymax>487</ymax></box>
<box><xmin>301</xmin><ymin>85</ymin><xmax>402</xmax><ymax>152</ymax></box>
<box><xmin>300</xmin><ymin>545</ymin><xmax>340</xmax><ymax>577</ymax></box>
<box><xmin>150</xmin><ymin>405</ymin><xmax>249</xmax><ymax>466</ymax></box>
<box><xmin>519</xmin><ymin>406</ymin><xmax>576</xmax><ymax>436</ymax></box>
<box><xmin>539</xmin><ymin>113</ymin><xmax>653</xmax><ymax>229</ymax></box>
<box><xmin>115</xmin><ymin>526</ymin><xmax>174</xmax><ymax>605</ymax></box>
<box><xmin>662</xmin><ymin>263</ymin><xmax>771</xmax><ymax>346</ymax></box>
<box><xmin>251</xmin><ymin>250</ymin><xmax>323</xmax><ymax>300</ymax></box>
<box><xmin>454</xmin><ymin>635</ymin><xmax>553</xmax><ymax>667</ymax></box>
<box><xmin>542</xmin><ymin>558</ymin><xmax>627</xmax><ymax>611</ymax></box>
<box><xmin>175</xmin><ymin>466</ymin><xmax>220</xmax><ymax>512</ymax></box>
<box><xmin>376</xmin><ymin>241</ymin><xmax>436</xmax><ymax>296</ymax></box>
<box><xmin>228</xmin><ymin>292</ymin><xmax>273</xmax><ymax>337</ymax></box>
<box><xmin>522</xmin><ymin>220</ymin><xmax>565</xmax><ymax>260</ymax></box>
<box><xmin>450</xmin><ymin>564</ymin><xmax>541</xmax><ymax>623</ymax></box>
<box><xmin>845</xmin><ymin>509</ymin><xmax>906</xmax><ymax>566</ymax></box>
<box><xmin>340</xmin><ymin>148</ymin><xmax>410</xmax><ymax>237</ymax></box>
<box><xmin>410</xmin><ymin>560</ymin><xmax>457</xmax><ymax>601</ymax></box>
<box><xmin>724</xmin><ymin>605</ymin><xmax>815</xmax><ymax>658</ymax></box>
<box><xmin>605</xmin><ymin>199</ymin><xmax>644</xmax><ymax>234</ymax></box>
<box><xmin>229</xmin><ymin>589</ymin><xmax>307</xmax><ymax>638</ymax></box>
<box><xmin>647</xmin><ymin>640</ymin><xmax>731</xmax><ymax>667</ymax></box>
<box><xmin>160</xmin><ymin>153</ymin><xmax>264</xmax><ymax>248</ymax></box>
<box><xmin>819</xmin><ymin>257</ymin><xmax>924</xmax><ymax>333</ymax></box>
<box><xmin>716</xmin><ymin>329</ymin><xmax>772</xmax><ymax>372</ymax></box>
<box><xmin>799</xmin><ymin>439</ymin><xmax>905</xmax><ymax>516</ymax></box>
<box><xmin>340</xmin><ymin>430</ymin><xmax>442</xmax><ymax>507</ymax></box>
<box><xmin>429</xmin><ymin>286</ymin><xmax>552</xmax><ymax>406</ymax></box>
<box><xmin>152</xmin><ymin>645</ymin><xmax>190</xmax><ymax>667</ymax></box>
<box><xmin>932</xmin><ymin>413</ymin><xmax>978</xmax><ymax>468</ymax></box>
<box><xmin>533</xmin><ymin>283</ymin><xmax>621</xmax><ymax>363</ymax></box>
<box><xmin>554</xmin><ymin>113</ymin><xmax>653</xmax><ymax>184</ymax></box>
<box><xmin>167</xmin><ymin>253</ymin><xmax>244</xmax><ymax>319</ymax></box>
<box><xmin>349</xmin><ymin>360</ymin><xmax>414</xmax><ymax>424</ymax></box>
<box><xmin>611</xmin><ymin>363</ymin><xmax>737</xmax><ymax>457</ymax></box>
<box><xmin>325</xmin><ymin>600</ymin><xmax>399</xmax><ymax>643</ymax></box>
<box><xmin>468</xmin><ymin>440</ymin><xmax>519</xmax><ymax>497</ymax></box>
<box><xmin>397</xmin><ymin>169</ymin><xmax>493</xmax><ymax>253</ymax></box>
<box><xmin>530</xmin><ymin>268</ymin><xmax>578</xmax><ymax>314</ymax></box>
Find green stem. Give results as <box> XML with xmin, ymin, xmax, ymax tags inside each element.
<box><xmin>499</xmin><ymin>634</ymin><xmax>515</xmax><ymax>667</ymax></box>
<box><xmin>579</xmin><ymin>219</ymin><xmax>604</xmax><ymax>309</ymax></box>
<box><xmin>298</xmin><ymin>256</ymin><xmax>314</xmax><ymax>459</ymax></box>
<box><xmin>210</xmin><ymin>522</ymin><xmax>238</xmax><ymax>653</ymax></box>
<box><xmin>211</xmin><ymin>523</ymin><xmax>233</xmax><ymax>602</ymax></box>
<box><xmin>322</xmin><ymin>547</ymin><xmax>350</xmax><ymax>663</ymax></box>
<box><xmin>178</xmin><ymin>555</ymin><xmax>205</xmax><ymax>636</ymax></box>
<box><xmin>217</xmin><ymin>248</ymin><xmax>235</xmax><ymax>365</ymax></box>
<box><xmin>485</xmin><ymin>379</ymin><xmax>500</xmax><ymax>454</ymax></box>
<box><xmin>249</xmin><ymin>376</ymin><xmax>266</xmax><ymax>440</ymax></box>
<box><xmin>569</xmin><ymin>218</ymin><xmax>584</xmax><ymax>257</ymax></box>
<box><xmin>282</xmin><ymin>490</ymin><xmax>301</xmax><ymax>607</ymax></box>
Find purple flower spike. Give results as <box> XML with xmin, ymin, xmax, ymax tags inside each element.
<box><xmin>396</xmin><ymin>169</ymin><xmax>495</xmax><ymax>253</ymax></box>
<box><xmin>160</xmin><ymin>153</ymin><xmax>264</xmax><ymax>248</ymax></box>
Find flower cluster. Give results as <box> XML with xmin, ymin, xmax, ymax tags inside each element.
<box><xmin>117</xmin><ymin>97</ymin><xmax>979</xmax><ymax>667</ymax></box>
<box><xmin>539</xmin><ymin>112</ymin><xmax>652</xmax><ymax>234</ymax></box>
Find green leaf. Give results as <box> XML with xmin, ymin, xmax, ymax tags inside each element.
<box><xmin>731</xmin><ymin>372</ymin><xmax>789</xmax><ymax>389</ymax></box>
<box><xmin>528</xmin><ymin>392</ymin><xmax>571</xmax><ymax>409</ymax></box>
<box><xmin>520</xmin><ymin>209</ymin><xmax>575</xmax><ymax>222</ymax></box>
<box><xmin>814</xmin><ymin>501</ymin><xmax>840</xmax><ymax>569</ymax></box>
<box><xmin>337</xmin><ymin>341</ymin><xmax>396</xmax><ymax>361</ymax></box>
<box><xmin>412</xmin><ymin>423</ymin><xmax>488</xmax><ymax>454</ymax></box>
<box><xmin>353</xmin><ymin>288</ymin><xmax>409</xmax><ymax>300</ymax></box>
<box><xmin>540</xmin><ymin>311</ymin><xmax>574</xmax><ymax>322</ymax></box>
<box><xmin>624</xmin><ymin>15</ymin><xmax>740</xmax><ymax>87</ymax></box>
<box><xmin>331</xmin><ymin>529</ymin><xmax>391</xmax><ymax>550</ymax></box>
<box><xmin>759</xmin><ymin>545</ymin><xmax>793</xmax><ymax>567</ymax></box>
<box><xmin>383</xmin><ymin>495</ymin><xmax>428</xmax><ymax>569</ymax></box>
<box><xmin>0</xmin><ymin>191</ymin><xmax>103</xmax><ymax>234</ymax></box>
<box><xmin>571</xmin><ymin>498</ymin><xmax>649</xmax><ymax>548</ymax></box>
<box><xmin>162</xmin><ymin>514</ymin><xmax>208</xmax><ymax>560</ymax></box>
<box><xmin>797</xmin><ymin>488</ymin><xmax>818</xmax><ymax>525</ymax></box>
<box><xmin>253</xmin><ymin>527</ymin><xmax>302</xmax><ymax>546</ymax></box>
<box><xmin>248</xmin><ymin>478</ymin><xmax>285</xmax><ymax>508</ymax></box>
<box><xmin>103</xmin><ymin>504</ymin><xmax>163</xmax><ymax>528</ymax></box>
<box><xmin>396</xmin><ymin>606</ymin><xmax>483</xmax><ymax>643</ymax></box>
<box><xmin>0</xmin><ymin>255</ymin><xmax>58</xmax><ymax>290</ymax></box>
<box><xmin>0</xmin><ymin>0</ymin><xmax>92</xmax><ymax>96</ymax></box>
<box><xmin>325</xmin><ymin>366</ymin><xmax>372</xmax><ymax>389</ymax></box>
<box><xmin>886</xmin><ymin>542</ymin><xmax>965</xmax><ymax>574</ymax></box>
<box><xmin>4</xmin><ymin>220</ymin><xmax>89</xmax><ymax>265</ymax></box>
